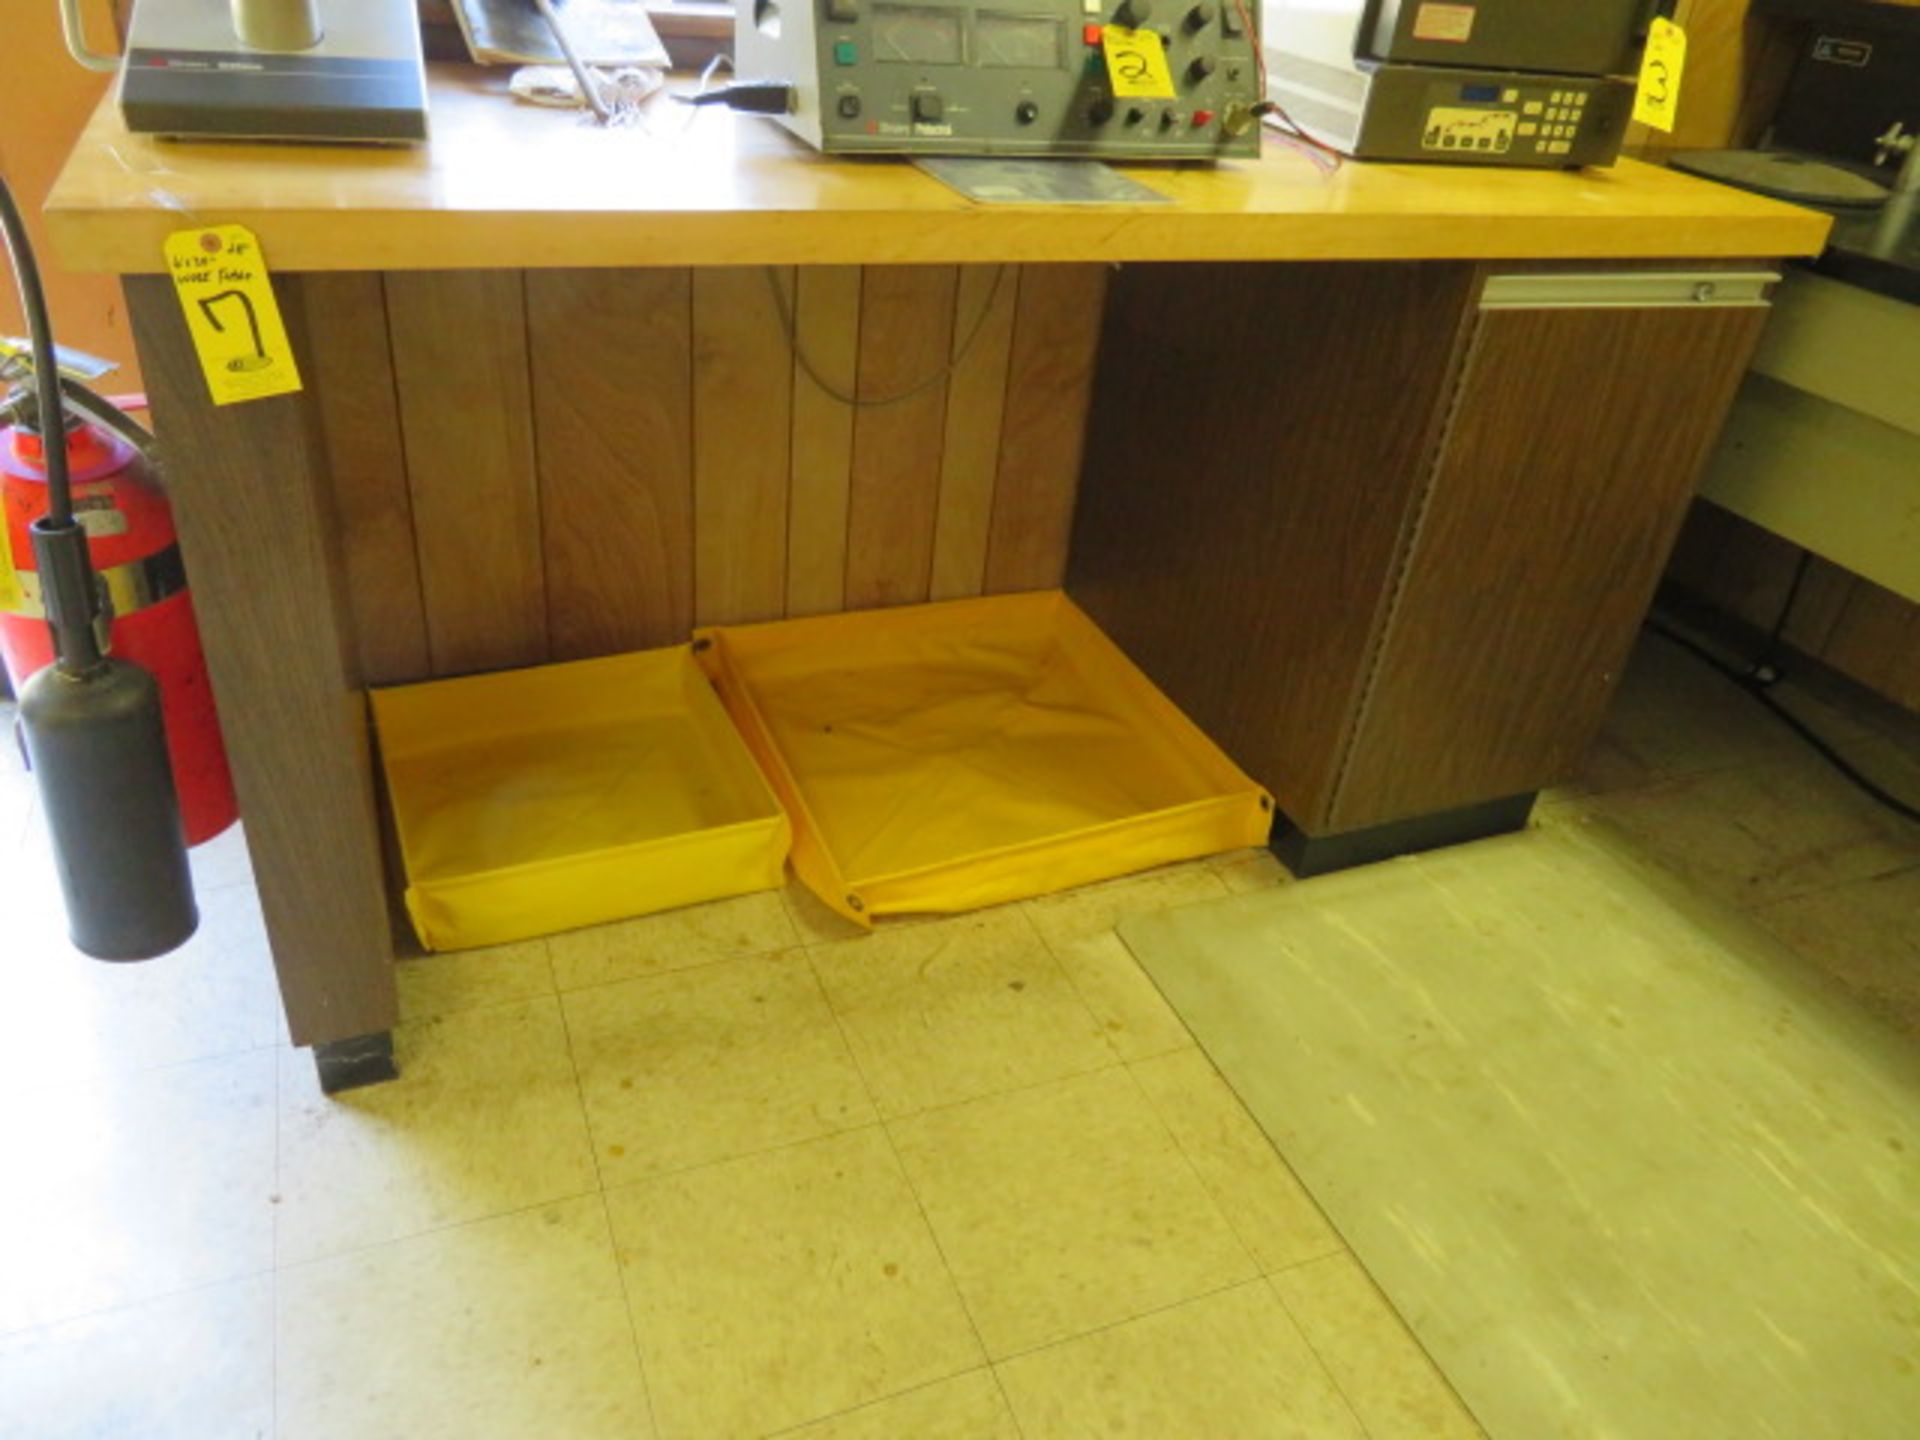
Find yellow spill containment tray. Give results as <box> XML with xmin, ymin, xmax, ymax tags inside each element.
<box><xmin>370</xmin><ymin>646</ymin><xmax>791</xmax><ymax>951</ymax></box>
<box><xmin>696</xmin><ymin>590</ymin><xmax>1272</xmax><ymax>927</ymax></box>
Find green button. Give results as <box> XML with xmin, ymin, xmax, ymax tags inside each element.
<box><xmin>834</xmin><ymin>40</ymin><xmax>858</xmax><ymax>64</ymax></box>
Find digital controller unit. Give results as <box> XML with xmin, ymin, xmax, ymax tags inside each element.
<box><xmin>734</xmin><ymin>0</ymin><xmax>1263</xmax><ymax>159</ymax></box>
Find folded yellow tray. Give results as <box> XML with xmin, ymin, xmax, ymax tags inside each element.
<box><xmin>371</xmin><ymin>645</ymin><xmax>790</xmax><ymax>951</ymax></box>
<box><xmin>697</xmin><ymin>591</ymin><xmax>1272</xmax><ymax>927</ymax></box>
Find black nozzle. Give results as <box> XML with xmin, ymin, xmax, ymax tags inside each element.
<box><xmin>29</xmin><ymin>516</ymin><xmax>106</xmax><ymax>674</ymax></box>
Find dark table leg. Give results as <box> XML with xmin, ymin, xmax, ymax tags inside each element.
<box><xmin>124</xmin><ymin>274</ymin><xmax>399</xmax><ymax>1073</ymax></box>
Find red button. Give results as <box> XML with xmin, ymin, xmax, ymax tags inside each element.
<box><xmin>1084</xmin><ymin>22</ymin><xmax>1104</xmax><ymax>44</ymax></box>
<box><xmin>1191</xmin><ymin>109</ymin><xmax>1216</xmax><ymax>126</ymax></box>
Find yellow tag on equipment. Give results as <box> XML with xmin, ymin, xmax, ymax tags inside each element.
<box><xmin>1103</xmin><ymin>25</ymin><xmax>1177</xmax><ymax>100</ymax></box>
<box><xmin>0</xmin><ymin>544</ymin><xmax>21</xmax><ymax>615</ymax></box>
<box><xmin>163</xmin><ymin>224</ymin><xmax>303</xmax><ymax>406</ymax></box>
<box><xmin>1632</xmin><ymin>18</ymin><xmax>1686</xmax><ymax>133</ymax></box>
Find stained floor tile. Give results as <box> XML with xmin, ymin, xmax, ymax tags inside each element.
<box><xmin>277</xmin><ymin>1196</ymin><xmax>652</xmax><ymax>1440</ymax></box>
<box><xmin>0</xmin><ymin>1049</ymin><xmax>275</xmax><ymax>1335</ymax></box>
<box><xmin>891</xmin><ymin>1066</ymin><xmax>1256</xmax><ymax>1358</ymax></box>
<box><xmin>1272</xmin><ymin>1253</ymin><xmax>1484</xmax><ymax>1440</ymax></box>
<box><xmin>1553</xmin><ymin>756</ymin><xmax>1920</xmax><ymax>910</ymax></box>
<box><xmin>0</xmin><ymin>1276</ymin><xmax>273</xmax><ymax>1440</ymax></box>
<box><xmin>809</xmin><ymin>909</ymin><xmax>1114</xmax><ymax>1117</ymax></box>
<box><xmin>546</xmin><ymin>890</ymin><xmax>797</xmax><ymax>991</ymax></box>
<box><xmin>995</xmin><ymin>1279</ymin><xmax>1365</xmax><ymax>1439</ymax></box>
<box><xmin>606</xmin><ymin>1127</ymin><xmax>981</xmax><ymax>1439</ymax></box>
<box><xmin>1022</xmin><ymin>868</ymin><xmax>1226</xmax><ymax>1062</ymax></box>
<box><xmin>394</xmin><ymin>937</ymin><xmax>555</xmax><ymax>1020</ymax></box>
<box><xmin>778</xmin><ymin>1370</ymin><xmax>1020</xmax><ymax>1439</ymax></box>
<box><xmin>1752</xmin><ymin>866</ymin><xmax>1920</xmax><ymax>1038</ymax></box>
<box><xmin>1022</xmin><ymin>863</ymin><xmax>1230</xmax><ymax>951</ymax></box>
<box><xmin>1131</xmin><ymin>1047</ymin><xmax>1343</xmax><ymax>1273</ymax></box>
<box><xmin>565</xmin><ymin>951</ymin><xmax>874</xmax><ymax>1185</ymax></box>
<box><xmin>276</xmin><ymin>996</ymin><xmax>598</xmax><ymax>1266</ymax></box>
<box><xmin>1212</xmin><ymin>847</ymin><xmax>1295</xmax><ymax>894</ymax></box>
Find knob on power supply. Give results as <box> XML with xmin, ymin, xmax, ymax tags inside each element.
<box><xmin>1121</xmin><ymin>0</ymin><xmax>1155</xmax><ymax>24</ymax></box>
<box><xmin>1185</xmin><ymin>2</ymin><xmax>1217</xmax><ymax>29</ymax></box>
<box><xmin>1015</xmin><ymin>100</ymin><xmax>1039</xmax><ymax>124</ymax></box>
<box><xmin>1188</xmin><ymin>55</ymin><xmax>1217</xmax><ymax>81</ymax></box>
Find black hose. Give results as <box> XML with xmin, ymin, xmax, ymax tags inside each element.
<box><xmin>0</xmin><ymin>174</ymin><xmax>73</xmax><ymax>527</ymax></box>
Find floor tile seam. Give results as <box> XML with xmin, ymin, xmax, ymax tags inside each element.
<box><xmin>1027</xmin><ymin>919</ymin><xmax>1173</xmax><ymax>1071</ymax></box>
<box><xmin>0</xmin><ymin>1262</ymin><xmax>278</xmax><ymax>1348</ymax></box>
<box><xmin>272</xmin><ymin>1182</ymin><xmax>605</xmax><ymax>1277</ymax></box>
<box><xmin>874</xmin><ymin>1051</ymin><xmax>1130</xmax><ymax>1130</ymax></box>
<box><xmin>749</xmin><ymin>1361</ymin><xmax>1022</xmax><ymax>1440</ymax></box>
<box><xmin>599</xmin><ymin>1118</ymin><xmax>893</xmax><ymax>1199</ymax></box>
<box><xmin>549</xmin><ymin>938</ymin><xmax>807</xmax><ymax>999</ymax></box>
<box><xmin>1120</xmin><ymin>1045</ymin><xmax>1348</xmax><ymax>1273</ymax></box>
<box><xmin>1266</xmin><ymin>1267</ymin><xmax>1483</xmax><ymax>1440</ymax></box>
<box><xmin>595</xmin><ymin>1187</ymin><xmax>665</xmax><ymax>1440</ymax></box>
<box><xmin>0</xmin><ymin>1028</ymin><xmax>284</xmax><ymax>1107</ymax></box>
<box><xmin>982</xmin><ymin>1271</ymin><xmax>1273</xmax><ymax>1367</ymax></box>
<box><xmin>869</xmin><ymin>1099</ymin><xmax>997</xmax><ymax>1374</ymax></box>
<box><xmin>1107</xmin><ymin>1058</ymin><xmax>1263</xmax><ymax>1280</ymax></box>
<box><xmin>1260</xmin><ymin>1270</ymin><xmax>1393</xmax><ymax>1440</ymax></box>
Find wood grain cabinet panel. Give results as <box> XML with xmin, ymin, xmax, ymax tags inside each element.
<box><xmin>1331</xmin><ymin>299</ymin><xmax>1770</xmax><ymax>827</ymax></box>
<box><xmin>1068</xmin><ymin>261</ymin><xmax>1478</xmax><ymax>829</ymax></box>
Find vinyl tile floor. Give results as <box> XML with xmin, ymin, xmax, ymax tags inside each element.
<box><xmin>1</xmin><ymin>630</ymin><xmax>1915</xmax><ymax>1440</ymax></box>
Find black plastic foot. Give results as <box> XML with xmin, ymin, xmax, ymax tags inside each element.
<box><xmin>313</xmin><ymin>1031</ymin><xmax>398</xmax><ymax>1094</ymax></box>
<box><xmin>1271</xmin><ymin>792</ymin><xmax>1537</xmax><ymax>879</ymax></box>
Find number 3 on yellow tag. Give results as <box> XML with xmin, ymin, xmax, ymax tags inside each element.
<box><xmin>1633</xmin><ymin>18</ymin><xmax>1686</xmax><ymax>133</ymax></box>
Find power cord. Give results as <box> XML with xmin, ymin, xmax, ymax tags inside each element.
<box><xmin>1644</xmin><ymin>613</ymin><xmax>1920</xmax><ymax>826</ymax></box>
<box><xmin>763</xmin><ymin>264</ymin><xmax>1012</xmax><ymax>408</ymax></box>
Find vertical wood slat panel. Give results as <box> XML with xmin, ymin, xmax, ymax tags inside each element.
<box><xmin>986</xmin><ymin>263</ymin><xmax>1108</xmax><ymax>593</ymax></box>
<box><xmin>301</xmin><ymin>272</ymin><xmax>430</xmax><ymax>685</ymax></box>
<box><xmin>844</xmin><ymin>265</ymin><xmax>960</xmax><ymax>610</ymax></box>
<box><xmin>931</xmin><ymin>264</ymin><xmax>1020</xmax><ymax>601</ymax></box>
<box><xmin>786</xmin><ymin>267</ymin><xmax>861</xmax><ymax>618</ymax></box>
<box><xmin>386</xmin><ymin>270</ymin><xmax>547</xmax><ymax>676</ymax></box>
<box><xmin>693</xmin><ymin>266</ymin><xmax>793</xmax><ymax>626</ymax></box>
<box><xmin>528</xmin><ymin>268</ymin><xmax>695</xmax><ymax>657</ymax></box>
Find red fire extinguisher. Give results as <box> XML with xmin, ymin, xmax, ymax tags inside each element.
<box><xmin>1</xmin><ymin>407</ymin><xmax>237</xmax><ymax>847</ymax></box>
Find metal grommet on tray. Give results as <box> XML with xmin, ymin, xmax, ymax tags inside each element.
<box><xmin>846</xmin><ymin>894</ymin><xmax>865</xmax><ymax>913</ymax></box>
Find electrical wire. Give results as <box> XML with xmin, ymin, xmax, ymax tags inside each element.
<box><xmin>763</xmin><ymin>265</ymin><xmax>1012</xmax><ymax>408</ymax></box>
<box><xmin>1645</xmin><ymin>616</ymin><xmax>1920</xmax><ymax>826</ymax></box>
<box><xmin>1225</xmin><ymin>0</ymin><xmax>1343</xmax><ymax>171</ymax></box>
<box><xmin>0</xmin><ymin>176</ymin><xmax>73</xmax><ymax>528</ymax></box>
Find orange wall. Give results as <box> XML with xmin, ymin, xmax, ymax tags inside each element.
<box><xmin>0</xmin><ymin>0</ymin><xmax>142</xmax><ymax>387</ymax></box>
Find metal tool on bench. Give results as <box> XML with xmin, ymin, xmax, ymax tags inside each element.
<box><xmin>1260</xmin><ymin>0</ymin><xmax>1655</xmax><ymax>167</ymax></box>
<box><xmin>59</xmin><ymin>0</ymin><xmax>429</xmax><ymax>143</ymax></box>
<box><xmin>730</xmin><ymin>0</ymin><xmax>1264</xmax><ymax>160</ymax></box>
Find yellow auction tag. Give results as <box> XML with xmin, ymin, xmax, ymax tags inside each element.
<box><xmin>163</xmin><ymin>224</ymin><xmax>302</xmax><ymax>406</ymax></box>
<box><xmin>1103</xmin><ymin>25</ymin><xmax>1176</xmax><ymax>100</ymax></box>
<box><xmin>0</xmin><ymin>544</ymin><xmax>20</xmax><ymax>615</ymax></box>
<box><xmin>1632</xmin><ymin>17</ymin><xmax>1686</xmax><ymax>133</ymax></box>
